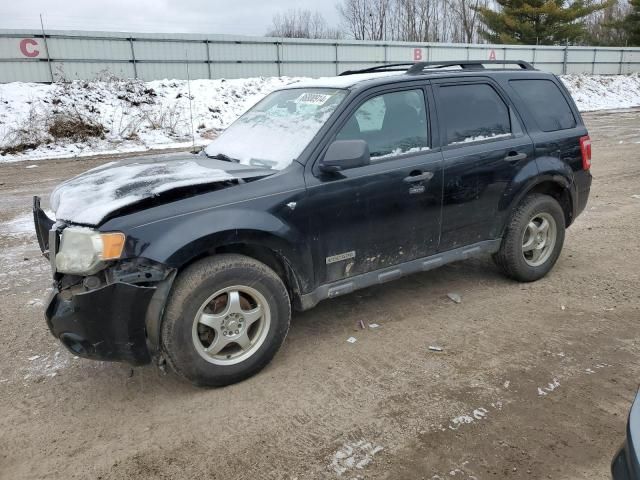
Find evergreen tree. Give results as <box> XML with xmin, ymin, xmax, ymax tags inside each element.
<box><xmin>476</xmin><ymin>0</ymin><xmax>614</xmax><ymax>45</ymax></box>
<box><xmin>622</xmin><ymin>0</ymin><xmax>640</xmax><ymax>44</ymax></box>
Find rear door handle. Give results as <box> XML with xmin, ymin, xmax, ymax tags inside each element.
<box><xmin>504</xmin><ymin>152</ymin><xmax>527</xmax><ymax>162</ymax></box>
<box><xmin>403</xmin><ymin>171</ymin><xmax>434</xmax><ymax>183</ymax></box>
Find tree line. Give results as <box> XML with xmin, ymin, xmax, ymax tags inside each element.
<box><xmin>266</xmin><ymin>0</ymin><xmax>640</xmax><ymax>46</ymax></box>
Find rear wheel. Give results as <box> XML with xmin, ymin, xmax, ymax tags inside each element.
<box><xmin>494</xmin><ymin>194</ymin><xmax>566</xmax><ymax>282</ymax></box>
<box><xmin>161</xmin><ymin>254</ymin><xmax>291</xmax><ymax>387</ymax></box>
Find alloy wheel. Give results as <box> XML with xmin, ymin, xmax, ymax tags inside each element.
<box><xmin>191</xmin><ymin>285</ymin><xmax>271</xmax><ymax>365</ymax></box>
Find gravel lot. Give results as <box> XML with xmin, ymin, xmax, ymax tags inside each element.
<box><xmin>1</xmin><ymin>110</ymin><xmax>639</xmax><ymax>480</ymax></box>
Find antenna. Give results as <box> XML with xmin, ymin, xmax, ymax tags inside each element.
<box><xmin>40</xmin><ymin>14</ymin><xmax>54</xmax><ymax>83</ymax></box>
<box><xmin>185</xmin><ymin>49</ymin><xmax>196</xmax><ymax>152</ymax></box>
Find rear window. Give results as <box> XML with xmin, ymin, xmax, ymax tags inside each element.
<box><xmin>510</xmin><ymin>79</ymin><xmax>576</xmax><ymax>132</ymax></box>
<box><xmin>438</xmin><ymin>83</ymin><xmax>511</xmax><ymax>145</ymax></box>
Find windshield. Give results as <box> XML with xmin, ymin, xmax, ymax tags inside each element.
<box><xmin>204</xmin><ymin>88</ymin><xmax>347</xmax><ymax>170</ymax></box>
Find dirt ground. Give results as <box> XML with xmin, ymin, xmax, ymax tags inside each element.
<box><xmin>0</xmin><ymin>110</ymin><xmax>639</xmax><ymax>480</ymax></box>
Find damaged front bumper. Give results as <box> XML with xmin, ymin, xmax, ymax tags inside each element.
<box><xmin>46</xmin><ymin>282</ymin><xmax>156</xmax><ymax>365</ymax></box>
<box><xmin>44</xmin><ymin>263</ymin><xmax>176</xmax><ymax>366</ymax></box>
<box><xmin>34</xmin><ymin>196</ymin><xmax>176</xmax><ymax>366</ymax></box>
<box><xmin>43</xmin><ymin>260</ymin><xmax>176</xmax><ymax>366</ymax></box>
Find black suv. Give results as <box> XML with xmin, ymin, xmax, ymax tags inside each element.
<box><xmin>33</xmin><ymin>60</ymin><xmax>592</xmax><ymax>386</ymax></box>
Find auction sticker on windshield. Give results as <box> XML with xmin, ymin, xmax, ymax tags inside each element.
<box><xmin>295</xmin><ymin>92</ymin><xmax>333</xmax><ymax>105</ymax></box>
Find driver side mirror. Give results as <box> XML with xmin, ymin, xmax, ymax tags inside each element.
<box><xmin>318</xmin><ymin>140</ymin><xmax>370</xmax><ymax>173</ymax></box>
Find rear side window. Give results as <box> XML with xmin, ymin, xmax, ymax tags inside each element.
<box><xmin>510</xmin><ymin>79</ymin><xmax>576</xmax><ymax>132</ymax></box>
<box><xmin>438</xmin><ymin>84</ymin><xmax>511</xmax><ymax>145</ymax></box>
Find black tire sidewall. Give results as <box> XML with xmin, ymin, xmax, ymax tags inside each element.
<box><xmin>162</xmin><ymin>256</ymin><xmax>290</xmax><ymax>387</ymax></box>
<box><xmin>501</xmin><ymin>195</ymin><xmax>566</xmax><ymax>282</ymax></box>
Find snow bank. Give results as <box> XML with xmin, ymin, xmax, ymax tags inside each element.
<box><xmin>560</xmin><ymin>73</ymin><xmax>640</xmax><ymax>112</ymax></box>
<box><xmin>0</xmin><ymin>74</ymin><xmax>638</xmax><ymax>163</ymax></box>
<box><xmin>0</xmin><ymin>76</ymin><xmax>303</xmax><ymax>163</ymax></box>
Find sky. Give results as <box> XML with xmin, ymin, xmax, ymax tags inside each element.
<box><xmin>0</xmin><ymin>0</ymin><xmax>342</xmax><ymax>36</ymax></box>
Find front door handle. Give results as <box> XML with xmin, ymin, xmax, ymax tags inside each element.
<box><xmin>403</xmin><ymin>171</ymin><xmax>434</xmax><ymax>183</ymax></box>
<box><xmin>504</xmin><ymin>152</ymin><xmax>527</xmax><ymax>162</ymax></box>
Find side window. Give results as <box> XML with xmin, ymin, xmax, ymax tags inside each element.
<box><xmin>355</xmin><ymin>96</ymin><xmax>385</xmax><ymax>132</ymax></box>
<box><xmin>336</xmin><ymin>89</ymin><xmax>429</xmax><ymax>160</ymax></box>
<box><xmin>510</xmin><ymin>79</ymin><xmax>576</xmax><ymax>131</ymax></box>
<box><xmin>438</xmin><ymin>84</ymin><xmax>511</xmax><ymax>145</ymax></box>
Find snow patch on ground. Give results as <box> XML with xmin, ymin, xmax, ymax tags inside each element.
<box><xmin>0</xmin><ymin>213</ymin><xmax>36</xmax><ymax>236</ymax></box>
<box><xmin>448</xmin><ymin>403</ymin><xmax>503</xmax><ymax>430</ymax></box>
<box><xmin>0</xmin><ymin>214</ymin><xmax>53</xmax><ymax>289</ymax></box>
<box><xmin>0</xmin><ymin>74</ymin><xmax>638</xmax><ymax>163</ymax></box>
<box><xmin>27</xmin><ymin>298</ymin><xmax>44</xmax><ymax>308</ymax></box>
<box><xmin>0</xmin><ymin>210</ymin><xmax>54</xmax><ymax>236</ymax></box>
<box><xmin>431</xmin><ymin>461</ymin><xmax>478</xmax><ymax>480</ymax></box>
<box><xmin>23</xmin><ymin>349</ymin><xmax>72</xmax><ymax>380</ymax></box>
<box><xmin>537</xmin><ymin>378</ymin><xmax>561</xmax><ymax>396</ymax></box>
<box><xmin>0</xmin><ymin>248</ymin><xmax>50</xmax><ymax>292</ymax></box>
<box><xmin>329</xmin><ymin>440</ymin><xmax>384</xmax><ymax>476</ymax></box>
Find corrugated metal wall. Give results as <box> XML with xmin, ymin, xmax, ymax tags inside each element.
<box><xmin>1</xmin><ymin>29</ymin><xmax>639</xmax><ymax>83</ymax></box>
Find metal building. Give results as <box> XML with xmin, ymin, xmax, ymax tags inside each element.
<box><xmin>1</xmin><ymin>28</ymin><xmax>639</xmax><ymax>83</ymax></box>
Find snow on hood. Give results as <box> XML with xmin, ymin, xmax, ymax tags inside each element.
<box><xmin>50</xmin><ymin>153</ymin><xmax>271</xmax><ymax>226</ymax></box>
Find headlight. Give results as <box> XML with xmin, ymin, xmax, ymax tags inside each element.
<box><xmin>55</xmin><ymin>227</ymin><xmax>125</xmax><ymax>275</ymax></box>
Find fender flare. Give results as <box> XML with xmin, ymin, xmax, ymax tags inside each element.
<box><xmin>502</xmin><ymin>173</ymin><xmax>574</xmax><ymax>236</ymax></box>
<box><xmin>141</xmin><ymin>227</ymin><xmax>312</xmax><ymax>355</ymax></box>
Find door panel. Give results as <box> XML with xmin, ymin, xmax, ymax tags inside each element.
<box><xmin>302</xmin><ymin>86</ymin><xmax>444</xmax><ymax>286</ymax></box>
<box><xmin>440</xmin><ymin>137</ymin><xmax>534</xmax><ymax>249</ymax></box>
<box><xmin>306</xmin><ymin>154</ymin><xmax>443</xmax><ymax>284</ymax></box>
<box><xmin>434</xmin><ymin>80</ymin><xmax>535</xmax><ymax>251</ymax></box>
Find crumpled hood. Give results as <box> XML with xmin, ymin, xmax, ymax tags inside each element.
<box><xmin>50</xmin><ymin>153</ymin><xmax>272</xmax><ymax>226</ymax></box>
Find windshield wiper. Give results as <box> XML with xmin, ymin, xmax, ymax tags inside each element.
<box><xmin>207</xmin><ymin>152</ymin><xmax>240</xmax><ymax>163</ymax></box>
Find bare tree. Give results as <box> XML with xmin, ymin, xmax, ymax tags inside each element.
<box><xmin>446</xmin><ymin>0</ymin><xmax>485</xmax><ymax>43</ymax></box>
<box><xmin>368</xmin><ymin>0</ymin><xmax>393</xmax><ymax>40</ymax></box>
<box><xmin>337</xmin><ymin>0</ymin><xmax>370</xmax><ymax>39</ymax></box>
<box><xmin>336</xmin><ymin>0</ymin><xmax>486</xmax><ymax>42</ymax></box>
<box><xmin>391</xmin><ymin>0</ymin><xmax>440</xmax><ymax>42</ymax></box>
<box><xmin>335</xmin><ymin>0</ymin><xmax>627</xmax><ymax>45</ymax></box>
<box><xmin>267</xmin><ymin>9</ymin><xmax>342</xmax><ymax>39</ymax></box>
<box><xmin>584</xmin><ymin>0</ymin><xmax>630</xmax><ymax>45</ymax></box>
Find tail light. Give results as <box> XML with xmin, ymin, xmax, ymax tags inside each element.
<box><xmin>580</xmin><ymin>135</ymin><xmax>591</xmax><ymax>170</ymax></box>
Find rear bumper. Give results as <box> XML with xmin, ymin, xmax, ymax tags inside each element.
<box><xmin>45</xmin><ymin>282</ymin><xmax>156</xmax><ymax>365</ymax></box>
<box><xmin>573</xmin><ymin>170</ymin><xmax>592</xmax><ymax>220</ymax></box>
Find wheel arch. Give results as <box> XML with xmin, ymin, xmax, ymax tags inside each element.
<box><xmin>524</xmin><ymin>180</ymin><xmax>573</xmax><ymax>226</ymax></box>
<box><xmin>504</xmin><ymin>176</ymin><xmax>574</xmax><ymax>236</ymax></box>
<box><xmin>144</xmin><ymin>228</ymin><xmax>312</xmax><ymax>355</ymax></box>
<box><xmin>167</xmin><ymin>229</ymin><xmax>310</xmax><ymax>304</ymax></box>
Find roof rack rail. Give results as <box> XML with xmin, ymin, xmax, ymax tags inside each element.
<box><xmin>339</xmin><ymin>60</ymin><xmax>536</xmax><ymax>77</ymax></box>
<box><xmin>338</xmin><ymin>63</ymin><xmax>416</xmax><ymax>76</ymax></box>
<box><xmin>407</xmin><ymin>60</ymin><xmax>535</xmax><ymax>74</ymax></box>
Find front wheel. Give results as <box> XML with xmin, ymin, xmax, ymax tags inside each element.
<box><xmin>161</xmin><ymin>254</ymin><xmax>291</xmax><ymax>387</ymax></box>
<box><xmin>494</xmin><ymin>194</ymin><xmax>566</xmax><ymax>282</ymax></box>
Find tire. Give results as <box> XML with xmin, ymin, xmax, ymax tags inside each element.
<box><xmin>161</xmin><ymin>254</ymin><xmax>291</xmax><ymax>387</ymax></box>
<box><xmin>494</xmin><ymin>194</ymin><xmax>566</xmax><ymax>282</ymax></box>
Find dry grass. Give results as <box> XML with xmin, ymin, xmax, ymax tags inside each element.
<box><xmin>47</xmin><ymin>114</ymin><xmax>105</xmax><ymax>142</ymax></box>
